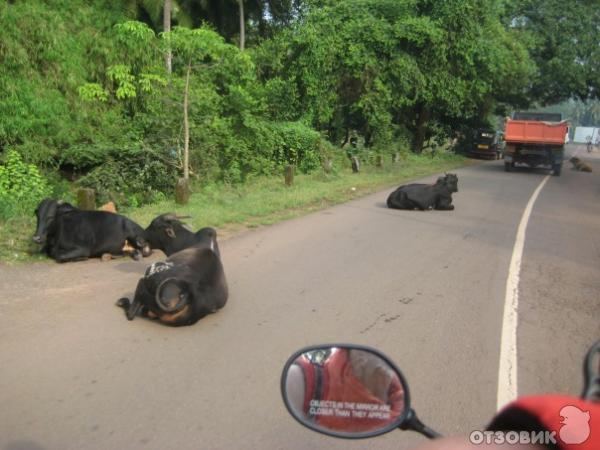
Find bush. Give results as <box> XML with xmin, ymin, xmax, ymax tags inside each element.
<box><xmin>268</xmin><ymin>121</ymin><xmax>322</xmax><ymax>174</ymax></box>
<box><xmin>76</xmin><ymin>145</ymin><xmax>178</xmax><ymax>207</ymax></box>
<box><xmin>0</xmin><ymin>150</ymin><xmax>51</xmax><ymax>220</ymax></box>
<box><xmin>201</xmin><ymin>119</ymin><xmax>323</xmax><ymax>183</ymax></box>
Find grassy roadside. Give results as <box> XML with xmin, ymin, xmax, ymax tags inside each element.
<box><xmin>0</xmin><ymin>153</ymin><xmax>469</xmax><ymax>264</ymax></box>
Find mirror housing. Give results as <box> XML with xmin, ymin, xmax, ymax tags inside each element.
<box><xmin>281</xmin><ymin>344</ymin><xmax>410</xmax><ymax>439</ymax></box>
<box><xmin>582</xmin><ymin>339</ymin><xmax>600</xmax><ymax>402</ymax></box>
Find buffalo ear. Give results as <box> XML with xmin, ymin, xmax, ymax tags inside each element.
<box><xmin>165</xmin><ymin>227</ymin><xmax>176</xmax><ymax>238</ymax></box>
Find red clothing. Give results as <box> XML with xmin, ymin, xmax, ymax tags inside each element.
<box><xmin>301</xmin><ymin>349</ymin><xmax>405</xmax><ymax>433</ymax></box>
<box><xmin>488</xmin><ymin>395</ymin><xmax>599</xmax><ymax>450</ymax></box>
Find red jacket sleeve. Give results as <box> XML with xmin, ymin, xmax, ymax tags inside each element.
<box><xmin>487</xmin><ymin>395</ymin><xmax>599</xmax><ymax>450</ymax></box>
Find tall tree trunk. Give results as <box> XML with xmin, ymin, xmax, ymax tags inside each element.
<box><xmin>478</xmin><ymin>95</ymin><xmax>493</xmax><ymax>124</ymax></box>
<box><xmin>183</xmin><ymin>60</ymin><xmax>191</xmax><ymax>179</ymax></box>
<box><xmin>238</xmin><ymin>0</ymin><xmax>245</xmax><ymax>50</ymax></box>
<box><xmin>164</xmin><ymin>0</ymin><xmax>172</xmax><ymax>74</ymax></box>
<box><xmin>412</xmin><ymin>104</ymin><xmax>430</xmax><ymax>154</ymax></box>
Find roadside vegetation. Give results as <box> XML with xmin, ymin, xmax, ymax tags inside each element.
<box><xmin>1</xmin><ymin>0</ymin><xmax>598</xmax><ymax>263</ymax></box>
<box><xmin>1</xmin><ymin>151</ymin><xmax>465</xmax><ymax>263</ymax></box>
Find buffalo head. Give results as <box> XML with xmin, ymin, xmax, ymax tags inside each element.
<box><xmin>444</xmin><ymin>173</ymin><xmax>458</xmax><ymax>193</ymax></box>
<box><xmin>437</xmin><ymin>173</ymin><xmax>458</xmax><ymax>193</ymax></box>
<box><xmin>195</xmin><ymin>227</ymin><xmax>220</xmax><ymax>258</ymax></box>
<box><xmin>32</xmin><ymin>199</ymin><xmax>75</xmax><ymax>245</ymax></box>
<box><xmin>144</xmin><ymin>213</ymin><xmax>192</xmax><ymax>253</ymax></box>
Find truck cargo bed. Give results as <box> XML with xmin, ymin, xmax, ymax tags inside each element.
<box><xmin>505</xmin><ymin>120</ymin><xmax>568</xmax><ymax>145</ymax></box>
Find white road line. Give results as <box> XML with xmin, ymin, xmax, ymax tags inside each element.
<box><xmin>497</xmin><ymin>174</ymin><xmax>551</xmax><ymax>410</ymax></box>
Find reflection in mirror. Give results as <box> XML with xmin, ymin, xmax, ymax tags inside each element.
<box><xmin>283</xmin><ymin>346</ymin><xmax>407</xmax><ymax>437</ymax></box>
<box><xmin>583</xmin><ymin>340</ymin><xmax>600</xmax><ymax>402</ymax></box>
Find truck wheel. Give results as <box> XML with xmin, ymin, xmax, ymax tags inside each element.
<box><xmin>504</xmin><ymin>162</ymin><xmax>512</xmax><ymax>172</ymax></box>
<box><xmin>553</xmin><ymin>163</ymin><xmax>562</xmax><ymax>176</ymax></box>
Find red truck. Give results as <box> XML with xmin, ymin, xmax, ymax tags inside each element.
<box><xmin>503</xmin><ymin>112</ymin><xmax>569</xmax><ymax>176</ymax></box>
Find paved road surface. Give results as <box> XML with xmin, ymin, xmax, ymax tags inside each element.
<box><xmin>1</xmin><ymin>145</ymin><xmax>598</xmax><ymax>450</ymax></box>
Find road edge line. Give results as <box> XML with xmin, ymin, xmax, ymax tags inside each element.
<box><xmin>497</xmin><ymin>174</ymin><xmax>550</xmax><ymax>410</ymax></box>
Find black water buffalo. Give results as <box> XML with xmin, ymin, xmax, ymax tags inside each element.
<box><xmin>387</xmin><ymin>173</ymin><xmax>459</xmax><ymax>211</ymax></box>
<box><xmin>33</xmin><ymin>198</ymin><xmax>151</xmax><ymax>263</ymax></box>
<box><xmin>144</xmin><ymin>213</ymin><xmax>208</xmax><ymax>256</ymax></box>
<box><xmin>116</xmin><ymin>227</ymin><xmax>228</xmax><ymax>327</ymax></box>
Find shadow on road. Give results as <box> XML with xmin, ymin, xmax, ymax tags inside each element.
<box><xmin>470</xmin><ymin>160</ymin><xmax>550</xmax><ymax>177</ymax></box>
<box><xmin>113</xmin><ymin>260</ymin><xmax>152</xmax><ymax>274</ymax></box>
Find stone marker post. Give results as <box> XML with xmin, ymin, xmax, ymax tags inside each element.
<box><xmin>285</xmin><ymin>165</ymin><xmax>295</xmax><ymax>186</ymax></box>
<box><xmin>77</xmin><ymin>188</ymin><xmax>96</xmax><ymax>210</ymax></box>
<box><xmin>175</xmin><ymin>178</ymin><xmax>190</xmax><ymax>204</ymax></box>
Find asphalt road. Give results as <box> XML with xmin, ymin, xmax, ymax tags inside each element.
<box><xmin>1</xmin><ymin>145</ymin><xmax>598</xmax><ymax>450</ymax></box>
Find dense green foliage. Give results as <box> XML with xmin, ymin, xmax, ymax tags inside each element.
<box><xmin>503</xmin><ymin>0</ymin><xmax>600</xmax><ymax>104</ymax></box>
<box><xmin>0</xmin><ymin>150</ymin><xmax>51</xmax><ymax>219</ymax></box>
<box><xmin>0</xmin><ymin>152</ymin><xmax>465</xmax><ymax>263</ymax></box>
<box><xmin>260</xmin><ymin>0</ymin><xmax>535</xmax><ymax>152</ymax></box>
<box><xmin>0</xmin><ymin>1</ymin><xmax>128</xmax><ymax>164</ymax></box>
<box><xmin>0</xmin><ymin>0</ymin><xmax>598</xmax><ymax>217</ymax></box>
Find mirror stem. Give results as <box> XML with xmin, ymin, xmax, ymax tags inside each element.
<box><xmin>400</xmin><ymin>409</ymin><xmax>442</xmax><ymax>439</ymax></box>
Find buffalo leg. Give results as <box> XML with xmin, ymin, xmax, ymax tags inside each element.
<box><xmin>411</xmin><ymin>199</ymin><xmax>429</xmax><ymax>211</ymax></box>
<box><xmin>126</xmin><ymin>299</ymin><xmax>143</xmax><ymax>320</ymax></box>
<box><xmin>115</xmin><ymin>297</ymin><xmax>144</xmax><ymax>321</ymax></box>
<box><xmin>52</xmin><ymin>247</ymin><xmax>90</xmax><ymax>263</ymax></box>
<box><xmin>435</xmin><ymin>197</ymin><xmax>454</xmax><ymax>210</ymax></box>
<box><xmin>388</xmin><ymin>191</ymin><xmax>416</xmax><ymax>210</ymax></box>
<box><xmin>401</xmin><ymin>193</ymin><xmax>428</xmax><ymax>210</ymax></box>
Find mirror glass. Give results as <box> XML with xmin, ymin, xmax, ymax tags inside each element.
<box><xmin>583</xmin><ymin>340</ymin><xmax>600</xmax><ymax>402</ymax></box>
<box><xmin>282</xmin><ymin>345</ymin><xmax>409</xmax><ymax>438</ymax></box>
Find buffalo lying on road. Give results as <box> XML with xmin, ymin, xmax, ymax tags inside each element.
<box><xmin>569</xmin><ymin>157</ymin><xmax>592</xmax><ymax>172</ymax></box>
<box><xmin>387</xmin><ymin>173</ymin><xmax>459</xmax><ymax>211</ymax></box>
<box><xmin>116</xmin><ymin>227</ymin><xmax>228</xmax><ymax>327</ymax></box>
<box><xmin>33</xmin><ymin>198</ymin><xmax>151</xmax><ymax>263</ymax></box>
<box><xmin>144</xmin><ymin>213</ymin><xmax>210</xmax><ymax>256</ymax></box>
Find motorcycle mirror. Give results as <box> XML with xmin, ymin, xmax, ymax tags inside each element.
<box><xmin>281</xmin><ymin>344</ymin><xmax>411</xmax><ymax>439</ymax></box>
<box><xmin>582</xmin><ymin>339</ymin><xmax>600</xmax><ymax>402</ymax></box>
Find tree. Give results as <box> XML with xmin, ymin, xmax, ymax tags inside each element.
<box><xmin>503</xmin><ymin>0</ymin><xmax>600</xmax><ymax>104</ymax></box>
<box><xmin>549</xmin><ymin>99</ymin><xmax>600</xmax><ymax>127</ymax></box>
<box><xmin>166</xmin><ymin>26</ymin><xmax>238</xmax><ymax>179</ymax></box>
<box><xmin>239</xmin><ymin>0</ymin><xmax>245</xmax><ymax>50</ymax></box>
<box><xmin>164</xmin><ymin>0</ymin><xmax>172</xmax><ymax>73</ymax></box>
<box><xmin>78</xmin><ymin>21</ymin><xmax>167</xmax><ymax>117</ymax></box>
<box><xmin>175</xmin><ymin>0</ymin><xmax>301</xmax><ymax>45</ymax></box>
<box><xmin>125</xmin><ymin>0</ymin><xmax>193</xmax><ymax>29</ymax></box>
<box><xmin>174</xmin><ymin>0</ymin><xmax>255</xmax><ymax>45</ymax></box>
<box><xmin>260</xmin><ymin>0</ymin><xmax>532</xmax><ymax>153</ymax></box>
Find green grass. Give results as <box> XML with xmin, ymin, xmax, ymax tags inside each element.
<box><xmin>0</xmin><ymin>153</ymin><xmax>468</xmax><ymax>264</ymax></box>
